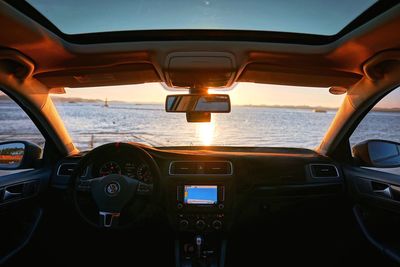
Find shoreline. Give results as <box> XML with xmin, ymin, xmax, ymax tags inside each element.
<box><xmin>1</xmin><ymin>97</ymin><xmax>399</xmax><ymax>113</ymax></box>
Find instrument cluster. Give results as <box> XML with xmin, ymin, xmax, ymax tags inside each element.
<box><xmin>96</xmin><ymin>160</ymin><xmax>153</xmax><ymax>184</ymax></box>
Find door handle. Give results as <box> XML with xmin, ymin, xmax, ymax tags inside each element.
<box><xmin>3</xmin><ymin>189</ymin><xmax>22</xmax><ymax>201</ymax></box>
<box><xmin>3</xmin><ymin>183</ymin><xmax>24</xmax><ymax>201</ymax></box>
<box><xmin>372</xmin><ymin>186</ymin><xmax>392</xmax><ymax>198</ymax></box>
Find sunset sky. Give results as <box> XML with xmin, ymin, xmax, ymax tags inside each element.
<box><xmin>57</xmin><ymin>82</ymin><xmax>400</xmax><ymax>109</ymax></box>
<box><xmin>58</xmin><ymin>83</ymin><xmax>343</xmax><ymax>107</ymax></box>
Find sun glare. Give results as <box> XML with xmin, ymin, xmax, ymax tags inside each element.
<box><xmin>197</xmin><ymin>121</ymin><xmax>215</xmax><ymax>146</ymax></box>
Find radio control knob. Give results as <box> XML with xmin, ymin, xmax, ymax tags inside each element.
<box><xmin>212</xmin><ymin>220</ymin><xmax>223</xmax><ymax>230</ymax></box>
<box><xmin>218</xmin><ymin>203</ymin><xmax>224</xmax><ymax>210</ymax></box>
<box><xmin>195</xmin><ymin>220</ymin><xmax>206</xmax><ymax>230</ymax></box>
<box><xmin>179</xmin><ymin>219</ymin><xmax>189</xmax><ymax>230</ymax></box>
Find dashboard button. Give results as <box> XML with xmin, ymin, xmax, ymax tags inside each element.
<box><xmin>212</xmin><ymin>220</ymin><xmax>223</xmax><ymax>230</ymax></box>
<box><xmin>179</xmin><ymin>219</ymin><xmax>189</xmax><ymax>230</ymax></box>
<box><xmin>195</xmin><ymin>219</ymin><xmax>206</xmax><ymax>230</ymax></box>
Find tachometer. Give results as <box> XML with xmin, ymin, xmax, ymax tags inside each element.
<box><xmin>99</xmin><ymin>161</ymin><xmax>121</xmax><ymax>176</ymax></box>
<box><xmin>136</xmin><ymin>163</ymin><xmax>152</xmax><ymax>183</ymax></box>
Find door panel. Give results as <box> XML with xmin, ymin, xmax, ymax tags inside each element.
<box><xmin>344</xmin><ymin>164</ymin><xmax>400</xmax><ymax>264</ymax></box>
<box><xmin>0</xmin><ymin>168</ymin><xmax>51</xmax><ymax>206</ymax></box>
<box><xmin>0</xmin><ymin>168</ymin><xmax>51</xmax><ymax>264</ymax></box>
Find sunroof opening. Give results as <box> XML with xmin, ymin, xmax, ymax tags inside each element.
<box><xmin>26</xmin><ymin>0</ymin><xmax>376</xmax><ymax>36</ymax></box>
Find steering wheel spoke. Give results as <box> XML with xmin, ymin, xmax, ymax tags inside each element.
<box><xmin>76</xmin><ymin>177</ymin><xmax>101</xmax><ymax>192</ymax></box>
<box><xmin>99</xmin><ymin>211</ymin><xmax>120</xmax><ymax>228</ymax></box>
<box><xmin>76</xmin><ymin>179</ymin><xmax>92</xmax><ymax>192</ymax></box>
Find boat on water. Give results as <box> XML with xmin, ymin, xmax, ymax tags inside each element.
<box><xmin>313</xmin><ymin>108</ymin><xmax>327</xmax><ymax>113</ymax></box>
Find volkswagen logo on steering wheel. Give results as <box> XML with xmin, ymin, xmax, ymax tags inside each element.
<box><xmin>105</xmin><ymin>182</ymin><xmax>120</xmax><ymax>196</ymax></box>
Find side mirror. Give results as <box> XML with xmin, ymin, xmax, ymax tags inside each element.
<box><xmin>0</xmin><ymin>141</ymin><xmax>42</xmax><ymax>170</ymax></box>
<box><xmin>352</xmin><ymin>140</ymin><xmax>400</xmax><ymax>168</ymax></box>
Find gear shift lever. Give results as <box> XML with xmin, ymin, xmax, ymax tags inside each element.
<box><xmin>195</xmin><ymin>235</ymin><xmax>203</xmax><ymax>258</ymax></box>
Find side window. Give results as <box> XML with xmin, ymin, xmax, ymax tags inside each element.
<box><xmin>0</xmin><ymin>91</ymin><xmax>45</xmax><ymax>175</ymax></box>
<box><xmin>350</xmin><ymin>87</ymin><xmax>400</xmax><ymax>175</ymax></box>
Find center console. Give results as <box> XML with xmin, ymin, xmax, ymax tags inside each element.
<box><xmin>166</xmin><ymin>160</ymin><xmax>234</xmax><ymax>267</ymax></box>
<box><xmin>176</xmin><ymin>184</ymin><xmax>226</xmax><ymax>232</ymax></box>
<box><xmin>168</xmin><ymin>165</ymin><xmax>234</xmax><ymax>267</ymax></box>
<box><xmin>172</xmin><ymin>182</ymin><xmax>231</xmax><ymax>267</ymax></box>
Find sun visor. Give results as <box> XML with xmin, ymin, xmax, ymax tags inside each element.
<box><xmin>239</xmin><ymin>63</ymin><xmax>362</xmax><ymax>88</ymax></box>
<box><xmin>34</xmin><ymin>63</ymin><xmax>160</xmax><ymax>88</ymax></box>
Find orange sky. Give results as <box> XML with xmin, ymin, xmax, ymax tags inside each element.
<box><xmin>58</xmin><ymin>82</ymin><xmax>348</xmax><ymax>108</ymax></box>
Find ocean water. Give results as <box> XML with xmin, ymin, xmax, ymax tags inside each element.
<box><xmin>54</xmin><ymin>102</ymin><xmax>339</xmax><ymax>150</ymax></box>
<box><xmin>1</xmin><ymin>101</ymin><xmax>399</xmax><ymax>152</ymax></box>
<box><xmin>1</xmin><ymin>100</ymin><xmax>400</xmax><ymax>175</ymax></box>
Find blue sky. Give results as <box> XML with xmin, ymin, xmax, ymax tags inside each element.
<box><xmin>28</xmin><ymin>0</ymin><xmax>375</xmax><ymax>35</ymax></box>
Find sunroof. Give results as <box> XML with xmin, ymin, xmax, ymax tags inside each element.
<box><xmin>26</xmin><ymin>0</ymin><xmax>376</xmax><ymax>36</ymax></box>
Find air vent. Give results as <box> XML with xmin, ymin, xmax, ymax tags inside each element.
<box><xmin>310</xmin><ymin>164</ymin><xmax>339</xmax><ymax>178</ymax></box>
<box><xmin>204</xmin><ymin>162</ymin><xmax>231</xmax><ymax>174</ymax></box>
<box><xmin>169</xmin><ymin>161</ymin><xmax>232</xmax><ymax>175</ymax></box>
<box><xmin>57</xmin><ymin>163</ymin><xmax>77</xmax><ymax>176</ymax></box>
<box><xmin>170</xmin><ymin>162</ymin><xmax>198</xmax><ymax>174</ymax></box>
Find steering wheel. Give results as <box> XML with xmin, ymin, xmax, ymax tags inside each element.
<box><xmin>70</xmin><ymin>142</ymin><xmax>160</xmax><ymax>229</ymax></box>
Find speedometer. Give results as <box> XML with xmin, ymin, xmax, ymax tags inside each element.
<box><xmin>136</xmin><ymin>163</ymin><xmax>153</xmax><ymax>183</ymax></box>
<box><xmin>99</xmin><ymin>161</ymin><xmax>121</xmax><ymax>176</ymax></box>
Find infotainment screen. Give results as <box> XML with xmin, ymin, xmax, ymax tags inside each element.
<box><xmin>184</xmin><ymin>185</ymin><xmax>218</xmax><ymax>205</ymax></box>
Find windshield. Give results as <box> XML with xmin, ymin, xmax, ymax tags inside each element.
<box><xmin>51</xmin><ymin>83</ymin><xmax>346</xmax><ymax>150</ymax></box>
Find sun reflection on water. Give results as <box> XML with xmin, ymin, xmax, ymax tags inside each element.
<box><xmin>196</xmin><ymin>120</ymin><xmax>215</xmax><ymax>146</ymax></box>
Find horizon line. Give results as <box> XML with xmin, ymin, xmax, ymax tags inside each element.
<box><xmin>48</xmin><ymin>96</ymin><xmax>400</xmax><ymax>112</ymax></box>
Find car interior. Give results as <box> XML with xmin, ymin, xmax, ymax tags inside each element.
<box><xmin>0</xmin><ymin>0</ymin><xmax>400</xmax><ymax>266</ymax></box>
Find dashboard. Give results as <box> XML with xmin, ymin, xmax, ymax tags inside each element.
<box><xmin>51</xmin><ymin>145</ymin><xmax>344</xmax><ymax>232</ymax></box>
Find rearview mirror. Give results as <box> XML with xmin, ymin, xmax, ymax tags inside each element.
<box><xmin>165</xmin><ymin>94</ymin><xmax>231</xmax><ymax>113</ymax></box>
<box><xmin>352</xmin><ymin>140</ymin><xmax>400</xmax><ymax>168</ymax></box>
<box><xmin>0</xmin><ymin>141</ymin><xmax>42</xmax><ymax>170</ymax></box>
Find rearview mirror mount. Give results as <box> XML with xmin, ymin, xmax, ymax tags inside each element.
<box><xmin>186</xmin><ymin>112</ymin><xmax>211</xmax><ymax>123</ymax></box>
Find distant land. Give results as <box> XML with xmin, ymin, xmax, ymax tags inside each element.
<box><xmin>239</xmin><ymin>104</ymin><xmax>400</xmax><ymax>113</ymax></box>
<box><xmin>42</xmin><ymin>96</ymin><xmax>400</xmax><ymax>113</ymax></box>
<box><xmin>1</xmin><ymin>95</ymin><xmax>399</xmax><ymax>113</ymax></box>
<box><xmin>51</xmin><ymin>96</ymin><xmax>103</xmax><ymax>103</ymax></box>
